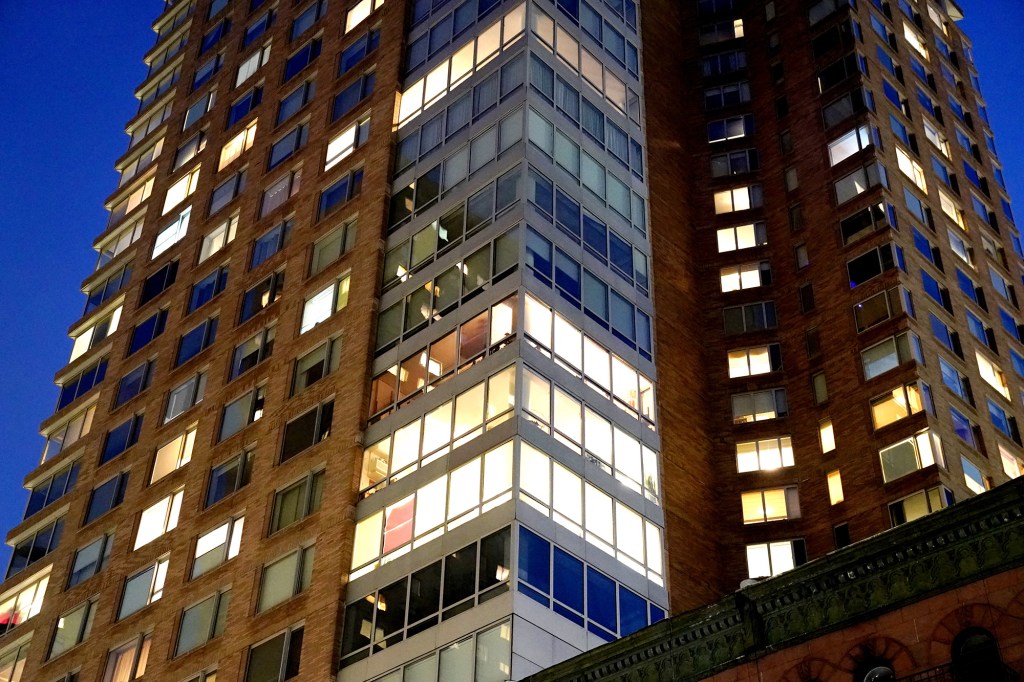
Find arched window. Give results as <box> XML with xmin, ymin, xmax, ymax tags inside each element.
<box><xmin>952</xmin><ymin>627</ymin><xmax>1004</xmax><ymax>681</ymax></box>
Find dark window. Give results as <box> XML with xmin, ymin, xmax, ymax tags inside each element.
<box><xmin>200</xmin><ymin>20</ymin><xmax>230</xmax><ymax>55</ymax></box>
<box><xmin>245</xmin><ymin>626</ymin><xmax>304</xmax><ymax>682</ymax></box>
<box><xmin>6</xmin><ymin>517</ymin><xmax>64</xmax><ymax>579</ymax></box>
<box><xmin>834</xmin><ymin>522</ymin><xmax>851</xmax><ymax>548</ymax></box>
<box><xmin>251</xmin><ymin>220</ymin><xmax>292</xmax><ymax>269</ymax></box>
<box><xmin>189</xmin><ymin>267</ymin><xmax>229</xmax><ymax>313</ymax></box>
<box><xmin>268</xmin><ymin>125</ymin><xmax>308</xmax><ymax>170</ymax></box>
<box><xmin>219</xmin><ymin>387</ymin><xmax>266</xmax><ymax>441</ymax></box>
<box><xmin>140</xmin><ymin>260</ymin><xmax>179</xmax><ymax>305</ymax></box>
<box><xmin>290</xmin><ymin>0</ymin><xmax>326</xmax><ymax>40</ymax></box>
<box><xmin>128</xmin><ymin>310</ymin><xmax>168</xmax><ymax>355</ymax></box>
<box><xmin>338</xmin><ymin>30</ymin><xmax>380</xmax><ymax>76</ymax></box>
<box><xmin>176</xmin><ymin>318</ymin><xmax>218</xmax><ymax>366</ymax></box>
<box><xmin>24</xmin><ymin>462</ymin><xmax>80</xmax><ymax>519</ymax></box>
<box><xmin>240</xmin><ymin>271</ymin><xmax>285</xmax><ymax>322</ymax></box>
<box><xmin>244</xmin><ymin>11</ymin><xmax>273</xmax><ymax>47</ymax></box>
<box><xmin>100</xmin><ymin>415</ymin><xmax>144</xmax><ymax>464</ymax></box>
<box><xmin>228</xmin><ymin>88</ymin><xmax>263</xmax><ymax>127</ymax></box>
<box><xmin>270</xmin><ymin>470</ymin><xmax>324</xmax><ymax>533</ymax></box>
<box><xmin>284</xmin><ymin>39</ymin><xmax>321</xmax><ymax>82</ymax></box>
<box><xmin>291</xmin><ymin>339</ymin><xmax>340</xmax><ymax>396</ymax></box>
<box><xmin>277</xmin><ymin>81</ymin><xmax>316</xmax><ymax>125</ymax></box>
<box><xmin>114</xmin><ymin>361</ymin><xmax>153</xmax><ymax>408</ymax></box>
<box><xmin>57</xmin><ymin>359</ymin><xmax>108</xmax><ymax>411</ymax></box>
<box><xmin>231</xmin><ymin>327</ymin><xmax>276</xmax><ymax>380</ymax></box>
<box><xmin>318</xmin><ymin>169</ymin><xmax>364</xmax><ymax>219</ymax></box>
<box><xmin>84</xmin><ymin>264</ymin><xmax>132</xmax><ymax>315</ymax></box>
<box><xmin>84</xmin><ymin>473</ymin><xmax>129</xmax><ymax>525</ymax></box>
<box><xmin>280</xmin><ymin>400</ymin><xmax>334</xmax><ymax>462</ymax></box>
<box><xmin>206</xmin><ymin>452</ymin><xmax>253</xmax><ymax>508</ymax></box>
<box><xmin>332</xmin><ymin>73</ymin><xmax>375</xmax><ymax>122</ymax></box>
<box><xmin>67</xmin><ymin>534</ymin><xmax>114</xmax><ymax>587</ymax></box>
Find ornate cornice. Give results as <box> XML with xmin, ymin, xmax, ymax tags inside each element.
<box><xmin>524</xmin><ymin>478</ymin><xmax>1024</xmax><ymax>682</ymax></box>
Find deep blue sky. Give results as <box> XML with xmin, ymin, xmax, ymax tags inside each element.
<box><xmin>0</xmin><ymin>2</ymin><xmax>1022</xmax><ymax>566</ymax></box>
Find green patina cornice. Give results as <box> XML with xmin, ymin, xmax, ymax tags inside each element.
<box><xmin>524</xmin><ymin>478</ymin><xmax>1024</xmax><ymax>682</ymax></box>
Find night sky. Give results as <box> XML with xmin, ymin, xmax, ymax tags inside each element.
<box><xmin>0</xmin><ymin>2</ymin><xmax>1021</xmax><ymax>566</ymax></box>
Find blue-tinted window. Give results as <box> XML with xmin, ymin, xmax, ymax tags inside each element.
<box><xmin>555</xmin><ymin>250</ymin><xmax>582</xmax><ymax>304</ymax></box>
<box><xmin>200</xmin><ymin>20</ymin><xmax>230</xmax><ymax>55</ymax></box>
<box><xmin>650</xmin><ymin>604</ymin><xmax>666</xmax><ymax>624</ymax></box>
<box><xmin>618</xmin><ymin>586</ymin><xmax>647</xmax><ymax>635</ymax></box>
<box><xmin>999</xmin><ymin>307</ymin><xmax>1020</xmax><ymax>341</ymax></box>
<box><xmin>244</xmin><ymin>11</ymin><xmax>273</xmax><ymax>47</ymax></box>
<box><xmin>228</xmin><ymin>88</ymin><xmax>262</xmax><ymax>127</ymax></box>
<box><xmin>965</xmin><ymin>309</ymin><xmax>988</xmax><ymax>343</ymax></box>
<box><xmin>176</xmin><ymin>318</ymin><xmax>218</xmax><ymax>367</ymax></box>
<box><xmin>950</xmin><ymin>406</ymin><xmax>976</xmax><ymax>447</ymax></box>
<box><xmin>129</xmin><ymin>310</ymin><xmax>168</xmax><ymax>355</ymax></box>
<box><xmin>252</xmin><ymin>220</ymin><xmax>292</xmax><ymax>269</ymax></box>
<box><xmin>518</xmin><ymin>527</ymin><xmax>550</xmax><ymax>594</ymax></box>
<box><xmin>189</xmin><ymin>267</ymin><xmax>229</xmax><ymax>314</ymax></box>
<box><xmin>552</xmin><ymin>547</ymin><xmax>584</xmax><ymax>625</ymax></box>
<box><xmin>912</xmin><ymin>228</ymin><xmax>932</xmax><ymax>262</ymax></box>
<box><xmin>332</xmin><ymin>74</ymin><xmax>375</xmax><ymax>122</ymax></box>
<box><xmin>988</xmin><ymin>399</ymin><xmax>1014</xmax><ymax>439</ymax></box>
<box><xmin>100</xmin><ymin>416</ymin><xmax>143</xmax><ymax>464</ymax></box>
<box><xmin>555</xmin><ymin>190</ymin><xmax>581</xmax><ymax>240</ymax></box>
<box><xmin>84</xmin><ymin>474</ymin><xmax>128</xmax><ymax>525</ymax></box>
<box><xmin>882</xmin><ymin>80</ymin><xmax>902</xmax><ymax>108</ymax></box>
<box><xmin>1011</xmin><ymin>348</ymin><xmax>1024</xmax><ymax>378</ymax></box>
<box><xmin>526</xmin><ymin>228</ymin><xmax>553</xmax><ymax>284</ymax></box>
<box><xmin>956</xmin><ymin>268</ymin><xmax>979</xmax><ymax>304</ymax></box>
<box><xmin>586</xmin><ymin>568</ymin><xmax>616</xmax><ymax>634</ymax></box>
<box><xmin>340</xmin><ymin>30</ymin><xmax>381</xmax><ymax>76</ymax></box>
<box><xmin>284</xmin><ymin>40</ymin><xmax>321</xmax><ymax>82</ymax></box>
<box><xmin>57</xmin><ymin>360</ymin><xmax>108</xmax><ymax>411</ymax></box>
<box><xmin>921</xmin><ymin>269</ymin><xmax>943</xmax><ymax>304</ymax></box>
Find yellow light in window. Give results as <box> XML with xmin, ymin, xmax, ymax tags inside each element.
<box><xmin>827</xmin><ymin>470</ymin><xmax>844</xmax><ymax>505</ymax></box>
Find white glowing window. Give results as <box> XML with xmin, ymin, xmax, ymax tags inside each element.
<box><xmin>820</xmin><ymin>419</ymin><xmax>836</xmax><ymax>453</ymax></box>
<box><xmin>716</xmin><ymin>222</ymin><xmax>767</xmax><ymax>252</ymax></box>
<box><xmin>938</xmin><ymin>189</ymin><xmax>964</xmax><ymax>228</ymax></box>
<box><xmin>728</xmin><ymin>345</ymin><xmax>777</xmax><ymax>378</ymax></box>
<box><xmin>199</xmin><ymin>214</ymin><xmax>238</xmax><ymax>263</ymax></box>
<box><xmin>827</xmin><ymin>125</ymin><xmax>871</xmax><ymax>166</ymax></box>
<box><xmin>827</xmin><ymin>470</ymin><xmax>844</xmax><ymax>505</ymax></box>
<box><xmin>923</xmin><ymin>119</ymin><xmax>950</xmax><ymax>157</ymax></box>
<box><xmin>904</xmin><ymin>22</ymin><xmax>929</xmax><ymax>59</ymax></box>
<box><xmin>735</xmin><ymin>436</ymin><xmax>794</xmax><ymax>472</ymax></box>
<box><xmin>300</xmin><ymin>276</ymin><xmax>350</xmax><ymax>333</ymax></box>
<box><xmin>714</xmin><ymin>186</ymin><xmax>760</xmax><ymax>214</ymax></box>
<box><xmin>162</xmin><ymin>166</ymin><xmax>200</xmax><ymax>215</ymax></box>
<box><xmin>720</xmin><ymin>262</ymin><xmax>769</xmax><ymax>291</ymax></box>
<box><xmin>346</xmin><ymin>0</ymin><xmax>385</xmax><ymax>32</ymax></box>
<box><xmin>976</xmin><ymin>351</ymin><xmax>1010</xmax><ymax>399</ymax></box>
<box><xmin>325</xmin><ymin>118</ymin><xmax>368</xmax><ymax>171</ymax></box>
<box><xmin>879</xmin><ymin>430</ymin><xmax>942</xmax><ymax>482</ymax></box>
<box><xmin>746</xmin><ymin>541</ymin><xmax>797</xmax><ymax>578</ymax></box>
<box><xmin>741</xmin><ymin>487</ymin><xmax>799</xmax><ymax>523</ymax></box>
<box><xmin>191</xmin><ymin>517</ymin><xmax>244</xmax><ymax>579</ymax></box>
<box><xmin>70</xmin><ymin>305</ymin><xmax>123</xmax><ymax>362</ymax></box>
<box><xmin>999</xmin><ymin>444</ymin><xmax>1024</xmax><ymax>479</ymax></box>
<box><xmin>870</xmin><ymin>382</ymin><xmax>925</xmax><ymax>429</ymax></box>
<box><xmin>236</xmin><ymin>44</ymin><xmax>271</xmax><ymax>87</ymax></box>
<box><xmin>219</xmin><ymin>120</ymin><xmax>258</xmax><ymax>171</ymax></box>
<box><xmin>151</xmin><ymin>425</ymin><xmax>196</xmax><ymax>483</ymax></box>
<box><xmin>0</xmin><ymin>571</ymin><xmax>49</xmax><ymax>634</ymax></box>
<box><xmin>152</xmin><ymin>206</ymin><xmax>191</xmax><ymax>258</ymax></box>
<box><xmin>896</xmin><ymin>147</ymin><xmax>928</xmax><ymax>193</ymax></box>
<box><xmin>134</xmin><ymin>490</ymin><xmax>183</xmax><ymax>549</ymax></box>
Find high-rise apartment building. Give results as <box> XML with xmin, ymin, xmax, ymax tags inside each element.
<box><xmin>0</xmin><ymin>1</ymin><xmax>1020</xmax><ymax>682</ymax></box>
<box><xmin>646</xmin><ymin>0</ymin><xmax>1024</xmax><ymax>607</ymax></box>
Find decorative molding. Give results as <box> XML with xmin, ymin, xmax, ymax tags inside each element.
<box><xmin>524</xmin><ymin>478</ymin><xmax>1024</xmax><ymax>682</ymax></box>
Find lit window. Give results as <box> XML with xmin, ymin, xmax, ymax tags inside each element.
<box><xmin>325</xmin><ymin>117</ymin><xmax>370</xmax><ymax>171</ymax></box>
<box><xmin>871</xmin><ymin>382</ymin><xmax>925</xmax><ymax>429</ymax></box>
<box><xmin>0</xmin><ymin>571</ymin><xmax>50</xmax><ymax>637</ymax></box>
<box><xmin>716</xmin><ymin>222</ymin><xmax>766</xmax><ymax>252</ymax></box>
<box><xmin>999</xmin><ymin>443</ymin><xmax>1024</xmax><ymax>480</ymax></box>
<box><xmin>199</xmin><ymin>214</ymin><xmax>238</xmax><ymax>263</ymax></box>
<box><xmin>162</xmin><ymin>166</ymin><xmax>201</xmax><ymax>215</ymax></box>
<box><xmin>237</xmin><ymin>44</ymin><xmax>271</xmax><ymax>87</ymax></box>
<box><xmin>300</xmin><ymin>277</ymin><xmax>350</xmax><ymax>333</ymax></box>
<box><xmin>976</xmin><ymin>351</ymin><xmax>1010</xmax><ymax>400</ymax></box>
<box><xmin>732</xmin><ymin>388</ymin><xmax>787</xmax><ymax>423</ymax></box>
<box><xmin>192</xmin><ymin>517</ymin><xmax>245</xmax><ymax>579</ymax></box>
<box><xmin>134</xmin><ymin>490</ymin><xmax>183</xmax><ymax>549</ymax></box>
<box><xmin>820</xmin><ymin>419</ymin><xmax>836</xmax><ymax>453</ymax></box>
<box><xmin>735</xmin><ymin>436</ymin><xmax>794</xmax><ymax>472</ymax></box>
<box><xmin>827</xmin><ymin>470</ymin><xmax>844</xmax><ymax>505</ymax></box>
<box><xmin>720</xmin><ymin>261</ymin><xmax>771</xmax><ymax>291</ymax></box>
<box><xmin>727</xmin><ymin>344</ymin><xmax>781</xmax><ymax>377</ymax></box>
<box><xmin>746</xmin><ymin>540</ymin><xmax>803</xmax><ymax>578</ymax></box>
<box><xmin>219</xmin><ymin>119</ymin><xmax>258</xmax><ymax>170</ymax></box>
<box><xmin>896</xmin><ymin>147</ymin><xmax>927</xmax><ymax>192</ymax></box>
<box><xmin>49</xmin><ymin>599</ymin><xmax>95</xmax><ymax>658</ymax></box>
<box><xmin>102</xmin><ymin>633</ymin><xmax>151</xmax><ymax>682</ymax></box>
<box><xmin>879</xmin><ymin>430</ymin><xmax>942</xmax><ymax>482</ymax></box>
<box><xmin>827</xmin><ymin>125</ymin><xmax>872</xmax><ymax>166</ymax></box>
<box><xmin>741</xmin><ymin>487</ymin><xmax>800</xmax><ymax>523</ymax></box>
<box><xmin>714</xmin><ymin>185</ymin><xmax>762</xmax><ymax>214</ymax></box>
